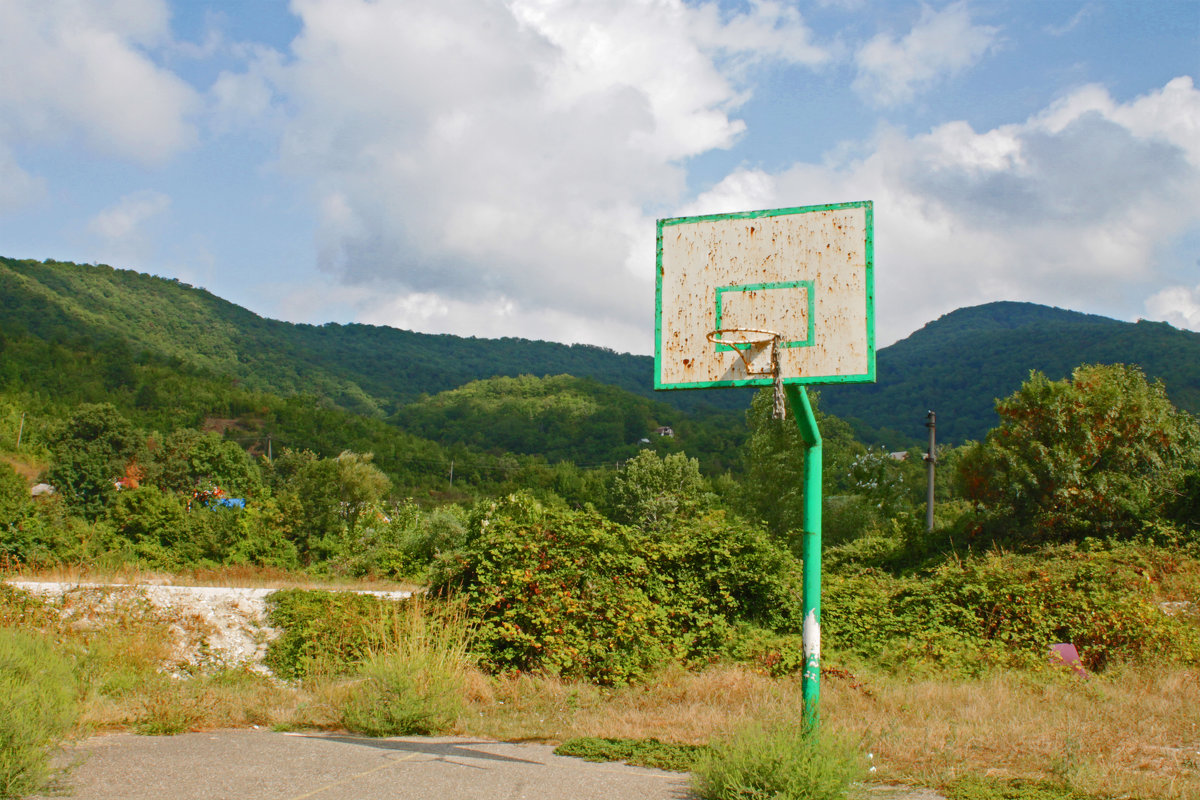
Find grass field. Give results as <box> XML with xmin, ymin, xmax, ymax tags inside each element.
<box><xmin>1</xmin><ymin>571</ymin><xmax>1197</xmax><ymax>800</ymax></box>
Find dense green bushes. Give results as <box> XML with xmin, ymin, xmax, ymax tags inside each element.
<box><xmin>959</xmin><ymin>365</ymin><xmax>1200</xmax><ymax>542</ymax></box>
<box><xmin>430</xmin><ymin>494</ymin><xmax>670</xmax><ymax>682</ymax></box>
<box><xmin>264</xmin><ymin>590</ymin><xmax>401</xmax><ymax>680</ymax></box>
<box><xmin>429</xmin><ymin>490</ymin><xmax>802</xmax><ymax>683</ymax></box>
<box><xmin>823</xmin><ymin>543</ymin><xmax>1200</xmax><ymax>673</ymax></box>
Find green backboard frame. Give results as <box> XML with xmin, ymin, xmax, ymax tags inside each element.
<box><xmin>655</xmin><ymin>200</ymin><xmax>875</xmax><ymax>390</ymax></box>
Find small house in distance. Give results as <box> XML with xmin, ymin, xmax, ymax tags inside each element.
<box><xmin>655</xmin><ymin>426</ymin><xmax>674</xmax><ymax>438</ymax></box>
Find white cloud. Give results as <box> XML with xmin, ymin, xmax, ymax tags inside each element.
<box><xmin>86</xmin><ymin>190</ymin><xmax>172</xmax><ymax>270</ymax></box>
<box><xmin>0</xmin><ymin>0</ymin><xmax>197</xmax><ymax>164</ymax></box>
<box><xmin>88</xmin><ymin>190</ymin><xmax>171</xmax><ymax>241</ymax></box>
<box><xmin>1044</xmin><ymin>4</ymin><xmax>1094</xmax><ymax>37</ymax></box>
<box><xmin>1145</xmin><ymin>283</ymin><xmax>1200</xmax><ymax>332</ymax></box>
<box><xmin>853</xmin><ymin>2</ymin><xmax>999</xmax><ymax>107</ymax></box>
<box><xmin>0</xmin><ymin>145</ymin><xmax>46</xmax><ymax>212</ymax></box>
<box><xmin>682</xmin><ymin>78</ymin><xmax>1200</xmax><ymax>346</ymax></box>
<box><xmin>208</xmin><ymin>45</ymin><xmax>288</xmax><ymax>135</ymax></box>
<box><xmin>241</xmin><ymin>0</ymin><xmax>827</xmax><ymax>351</ymax></box>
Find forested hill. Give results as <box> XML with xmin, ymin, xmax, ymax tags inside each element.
<box><xmin>819</xmin><ymin>301</ymin><xmax>1200</xmax><ymax>446</ymax></box>
<box><xmin>4</xmin><ymin>258</ymin><xmax>1198</xmax><ymax>450</ymax></box>
<box><xmin>0</xmin><ymin>257</ymin><xmax>742</xmax><ymax>415</ymax></box>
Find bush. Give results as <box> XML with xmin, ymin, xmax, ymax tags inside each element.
<box><xmin>264</xmin><ymin>589</ymin><xmax>400</xmax><ymax>680</ymax></box>
<box><xmin>0</xmin><ymin>464</ymin><xmax>29</xmax><ymax>531</ymax></box>
<box><xmin>0</xmin><ymin>628</ymin><xmax>78</xmax><ymax>799</ymax></box>
<box><xmin>641</xmin><ymin>510</ymin><xmax>802</xmax><ymax>659</ymax></box>
<box><xmin>959</xmin><ymin>364</ymin><xmax>1200</xmax><ymax>543</ymax></box>
<box><xmin>692</xmin><ymin>721</ymin><xmax>864</xmax><ymax>800</ymax></box>
<box><xmin>430</xmin><ymin>493</ymin><xmax>670</xmax><ymax>683</ymax></box>
<box><xmin>338</xmin><ymin>601</ymin><xmax>471</xmax><ymax>737</ymax></box>
<box><xmin>431</xmin><ymin>493</ymin><xmax>802</xmax><ymax>681</ymax></box>
<box><xmin>822</xmin><ymin>544</ymin><xmax>1200</xmax><ymax>673</ymax></box>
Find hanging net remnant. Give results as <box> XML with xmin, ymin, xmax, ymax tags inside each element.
<box><xmin>706</xmin><ymin>328</ymin><xmax>787</xmax><ymax>420</ymax></box>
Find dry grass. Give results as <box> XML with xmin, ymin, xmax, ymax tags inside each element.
<box><xmin>822</xmin><ymin>665</ymin><xmax>1200</xmax><ymax>799</ymax></box>
<box><xmin>457</xmin><ymin>663</ymin><xmax>1199</xmax><ymax>799</ymax></box>
<box><xmin>462</xmin><ymin>663</ymin><xmax>780</xmax><ymax>744</ymax></box>
<box><xmin>6</xmin><ymin>581</ymin><xmax>1196</xmax><ymax>798</ymax></box>
<box><xmin>8</xmin><ymin>563</ymin><xmax>419</xmax><ymax>593</ymax></box>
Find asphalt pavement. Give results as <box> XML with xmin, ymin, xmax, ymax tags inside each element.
<box><xmin>34</xmin><ymin>730</ymin><xmax>696</xmax><ymax>800</ymax></box>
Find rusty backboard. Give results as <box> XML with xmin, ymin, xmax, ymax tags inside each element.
<box><xmin>655</xmin><ymin>201</ymin><xmax>875</xmax><ymax>389</ymax></box>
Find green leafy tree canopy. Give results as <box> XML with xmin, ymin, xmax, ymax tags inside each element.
<box><xmin>958</xmin><ymin>364</ymin><xmax>1200</xmax><ymax>541</ymax></box>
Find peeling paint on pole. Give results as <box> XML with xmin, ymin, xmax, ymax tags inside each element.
<box><xmin>803</xmin><ymin>609</ymin><xmax>821</xmax><ymax>663</ymax></box>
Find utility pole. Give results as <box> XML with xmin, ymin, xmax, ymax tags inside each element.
<box><xmin>924</xmin><ymin>411</ymin><xmax>936</xmax><ymax>532</ymax></box>
<box><xmin>449</xmin><ymin>459</ymin><xmax>454</xmax><ymax>489</ymax></box>
<box><xmin>16</xmin><ymin>412</ymin><xmax>25</xmax><ymax>451</ymax></box>
<box><xmin>266</xmin><ymin>434</ymin><xmax>272</xmax><ymax>463</ymax></box>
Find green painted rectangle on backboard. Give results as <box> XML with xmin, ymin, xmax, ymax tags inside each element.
<box><xmin>714</xmin><ymin>280</ymin><xmax>815</xmax><ymax>351</ymax></box>
<box><xmin>655</xmin><ymin>200</ymin><xmax>875</xmax><ymax>390</ymax></box>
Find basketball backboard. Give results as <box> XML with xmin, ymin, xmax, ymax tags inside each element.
<box><xmin>655</xmin><ymin>201</ymin><xmax>874</xmax><ymax>390</ymax></box>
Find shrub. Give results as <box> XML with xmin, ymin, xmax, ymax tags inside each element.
<box><xmin>430</xmin><ymin>493</ymin><xmax>670</xmax><ymax>683</ymax></box>
<box><xmin>338</xmin><ymin>601</ymin><xmax>471</xmax><ymax>737</ymax></box>
<box><xmin>431</xmin><ymin>493</ymin><xmax>802</xmax><ymax>681</ymax></box>
<box><xmin>0</xmin><ymin>464</ymin><xmax>29</xmax><ymax>531</ymax></box>
<box><xmin>0</xmin><ymin>628</ymin><xmax>78</xmax><ymax>798</ymax></box>
<box><xmin>822</xmin><ymin>544</ymin><xmax>1200</xmax><ymax>673</ymax></box>
<box><xmin>692</xmin><ymin>721</ymin><xmax>864</xmax><ymax>800</ymax></box>
<box><xmin>264</xmin><ymin>589</ymin><xmax>399</xmax><ymax>680</ymax></box>
<box><xmin>641</xmin><ymin>510</ymin><xmax>802</xmax><ymax>659</ymax></box>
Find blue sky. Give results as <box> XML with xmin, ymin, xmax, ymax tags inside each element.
<box><xmin>1</xmin><ymin>0</ymin><xmax>1197</xmax><ymax>355</ymax></box>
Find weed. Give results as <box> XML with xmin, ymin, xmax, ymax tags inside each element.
<box><xmin>264</xmin><ymin>589</ymin><xmax>401</xmax><ymax>680</ymax></box>
<box><xmin>945</xmin><ymin>776</ymin><xmax>1096</xmax><ymax>800</ymax></box>
<box><xmin>692</xmin><ymin>720</ymin><xmax>864</xmax><ymax>800</ymax></box>
<box><xmin>338</xmin><ymin>598</ymin><xmax>473</xmax><ymax>737</ymax></box>
<box><xmin>0</xmin><ymin>627</ymin><xmax>78</xmax><ymax>799</ymax></box>
<box><xmin>555</xmin><ymin>737</ymin><xmax>706</xmax><ymax>772</ymax></box>
<box><xmin>131</xmin><ymin>680</ymin><xmax>206</xmax><ymax>735</ymax></box>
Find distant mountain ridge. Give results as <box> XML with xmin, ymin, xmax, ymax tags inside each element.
<box><xmin>0</xmin><ymin>256</ymin><xmax>744</xmax><ymax>416</ymax></box>
<box><xmin>3</xmin><ymin>257</ymin><xmax>1197</xmax><ymax>451</ymax></box>
<box><xmin>819</xmin><ymin>301</ymin><xmax>1200</xmax><ymax>445</ymax></box>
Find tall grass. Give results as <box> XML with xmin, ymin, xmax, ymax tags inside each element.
<box><xmin>337</xmin><ymin>598</ymin><xmax>473</xmax><ymax>736</ymax></box>
<box><xmin>0</xmin><ymin>628</ymin><xmax>78</xmax><ymax>799</ymax></box>
<box><xmin>3</xmin><ymin>580</ymin><xmax>1195</xmax><ymax>798</ymax></box>
<box><xmin>692</xmin><ymin>719</ymin><xmax>864</xmax><ymax>800</ymax></box>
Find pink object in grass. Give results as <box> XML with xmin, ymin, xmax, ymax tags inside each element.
<box><xmin>1049</xmin><ymin>643</ymin><xmax>1088</xmax><ymax>677</ymax></box>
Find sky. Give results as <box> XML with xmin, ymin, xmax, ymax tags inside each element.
<box><xmin>1</xmin><ymin>0</ymin><xmax>1198</xmax><ymax>356</ymax></box>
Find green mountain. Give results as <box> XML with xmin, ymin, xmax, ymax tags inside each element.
<box><xmin>390</xmin><ymin>374</ymin><xmax>745</xmax><ymax>472</ymax></box>
<box><xmin>4</xmin><ymin>257</ymin><xmax>1199</xmax><ymax>457</ymax></box>
<box><xmin>819</xmin><ymin>301</ymin><xmax>1200</xmax><ymax>446</ymax></box>
<box><xmin>0</xmin><ymin>256</ymin><xmax>745</xmax><ymax>416</ymax></box>
<box><xmin>0</xmin><ymin>257</ymin><xmax>739</xmax><ymax>481</ymax></box>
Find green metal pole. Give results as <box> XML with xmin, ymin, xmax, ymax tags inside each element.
<box><xmin>785</xmin><ymin>384</ymin><xmax>822</xmax><ymax>728</ymax></box>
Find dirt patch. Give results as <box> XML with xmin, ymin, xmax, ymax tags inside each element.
<box><xmin>1</xmin><ymin>454</ymin><xmax>43</xmax><ymax>483</ymax></box>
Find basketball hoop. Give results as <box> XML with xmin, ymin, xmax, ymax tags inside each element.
<box><xmin>706</xmin><ymin>328</ymin><xmax>787</xmax><ymax>419</ymax></box>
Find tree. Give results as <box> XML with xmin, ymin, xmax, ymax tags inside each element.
<box><xmin>958</xmin><ymin>364</ymin><xmax>1200</xmax><ymax>541</ymax></box>
<box><xmin>153</xmin><ymin>429</ymin><xmax>261</xmax><ymax>498</ymax></box>
<box><xmin>0</xmin><ymin>462</ymin><xmax>29</xmax><ymax>531</ymax></box>
<box><xmin>738</xmin><ymin>389</ymin><xmax>865</xmax><ymax>543</ymax></box>
<box><xmin>45</xmin><ymin>403</ymin><xmax>143</xmax><ymax>519</ymax></box>
<box><xmin>605</xmin><ymin>450</ymin><xmax>711</xmax><ymax>529</ymax></box>
<box><xmin>332</xmin><ymin>451</ymin><xmax>392</xmax><ymax>536</ymax></box>
<box><xmin>269</xmin><ymin>449</ymin><xmax>391</xmax><ymax>561</ymax></box>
